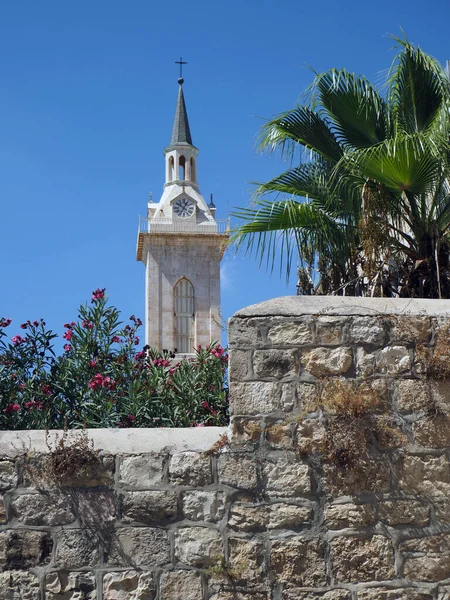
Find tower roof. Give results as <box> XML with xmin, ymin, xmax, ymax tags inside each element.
<box><xmin>170</xmin><ymin>79</ymin><xmax>193</xmax><ymax>146</ymax></box>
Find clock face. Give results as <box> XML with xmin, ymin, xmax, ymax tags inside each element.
<box><xmin>173</xmin><ymin>197</ymin><xmax>195</xmax><ymax>218</ymax></box>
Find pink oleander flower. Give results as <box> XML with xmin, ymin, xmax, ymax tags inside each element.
<box><xmin>111</xmin><ymin>336</ymin><xmax>120</xmax><ymax>343</ymax></box>
<box><xmin>62</xmin><ymin>330</ymin><xmax>73</xmax><ymax>341</ymax></box>
<box><xmin>3</xmin><ymin>403</ymin><xmax>20</xmax><ymax>414</ymax></box>
<box><xmin>91</xmin><ymin>288</ymin><xmax>106</xmax><ymax>302</ymax></box>
<box><xmin>202</xmin><ymin>401</ymin><xmax>209</xmax><ymax>409</ymax></box>
<box><xmin>11</xmin><ymin>335</ymin><xmax>25</xmax><ymax>346</ymax></box>
<box><xmin>41</xmin><ymin>384</ymin><xmax>51</xmax><ymax>396</ymax></box>
<box><xmin>64</xmin><ymin>344</ymin><xmax>71</xmax><ymax>352</ymax></box>
<box><xmin>82</xmin><ymin>320</ymin><xmax>93</xmax><ymax>329</ymax></box>
<box><xmin>89</xmin><ymin>359</ymin><xmax>97</xmax><ymax>368</ymax></box>
<box><xmin>0</xmin><ymin>318</ymin><xmax>12</xmax><ymax>328</ymax></box>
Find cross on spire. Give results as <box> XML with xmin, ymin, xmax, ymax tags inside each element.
<box><xmin>175</xmin><ymin>57</ymin><xmax>187</xmax><ymax>80</ymax></box>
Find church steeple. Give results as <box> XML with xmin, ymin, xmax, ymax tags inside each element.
<box><xmin>170</xmin><ymin>79</ymin><xmax>193</xmax><ymax>146</ymax></box>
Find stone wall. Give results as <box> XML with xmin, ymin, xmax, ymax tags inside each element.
<box><xmin>2</xmin><ymin>296</ymin><xmax>450</xmax><ymax>599</ymax></box>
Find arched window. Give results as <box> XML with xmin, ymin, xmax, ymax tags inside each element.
<box><xmin>168</xmin><ymin>156</ymin><xmax>174</xmax><ymax>181</ymax></box>
<box><xmin>174</xmin><ymin>278</ymin><xmax>194</xmax><ymax>353</ymax></box>
<box><xmin>179</xmin><ymin>156</ymin><xmax>186</xmax><ymax>181</ymax></box>
<box><xmin>190</xmin><ymin>157</ymin><xmax>196</xmax><ymax>182</ymax></box>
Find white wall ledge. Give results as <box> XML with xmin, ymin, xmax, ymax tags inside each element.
<box><xmin>0</xmin><ymin>427</ymin><xmax>227</xmax><ymax>457</ymax></box>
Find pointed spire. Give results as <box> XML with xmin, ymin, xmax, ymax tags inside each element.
<box><xmin>170</xmin><ymin>79</ymin><xmax>193</xmax><ymax>146</ymax></box>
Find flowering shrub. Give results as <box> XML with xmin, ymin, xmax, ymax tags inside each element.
<box><xmin>0</xmin><ymin>291</ymin><xmax>228</xmax><ymax>429</ymax></box>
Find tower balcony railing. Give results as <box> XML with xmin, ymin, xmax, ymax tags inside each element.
<box><xmin>138</xmin><ymin>217</ymin><xmax>230</xmax><ymax>235</ymax></box>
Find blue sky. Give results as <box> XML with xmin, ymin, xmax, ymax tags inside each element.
<box><xmin>1</xmin><ymin>0</ymin><xmax>450</xmax><ymax>349</ymax></box>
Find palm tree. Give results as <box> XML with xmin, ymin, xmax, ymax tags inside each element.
<box><xmin>231</xmin><ymin>37</ymin><xmax>450</xmax><ymax>298</ymax></box>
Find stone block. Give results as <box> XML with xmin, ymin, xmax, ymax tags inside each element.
<box><xmin>122</xmin><ymin>490</ymin><xmax>178</xmax><ymax>523</ymax></box>
<box><xmin>394</xmin><ymin>379</ymin><xmax>430</xmax><ymax>412</ymax></box>
<box><xmin>270</xmin><ymin>536</ymin><xmax>326</xmax><ymax>586</ymax></box>
<box><xmin>349</xmin><ymin>317</ymin><xmax>385</xmax><ymax>345</ymax></box>
<box><xmin>229</xmin><ymin>502</ymin><xmax>311</xmax><ymax>531</ymax></box>
<box><xmin>401</xmin><ymin>454</ymin><xmax>450</xmax><ymax>498</ymax></box>
<box><xmin>316</xmin><ymin>317</ymin><xmax>348</xmax><ymax>345</ymax></box>
<box><xmin>118</xmin><ymin>453</ymin><xmax>166</xmax><ymax>488</ymax></box>
<box><xmin>323</xmin><ymin>459</ymin><xmax>390</xmax><ymax>496</ymax></box>
<box><xmin>229</xmin><ymin>417</ymin><xmax>262</xmax><ymax>445</ymax></box>
<box><xmin>169</xmin><ymin>451</ymin><xmax>211</xmax><ymax>486</ymax></box>
<box><xmin>264</xmin><ymin>455</ymin><xmax>310</xmax><ymax>497</ymax></box>
<box><xmin>378</xmin><ymin>500</ymin><xmax>429</xmax><ymax>526</ymax></box>
<box><xmin>228</xmin><ymin>317</ymin><xmax>265</xmax><ymax>348</ymax></box>
<box><xmin>0</xmin><ymin>461</ymin><xmax>17</xmax><ymax>490</ymax></box>
<box><xmin>0</xmin><ymin>530</ymin><xmax>52</xmax><ymax>570</ymax></box>
<box><xmin>266</xmin><ymin>423</ymin><xmax>294</xmax><ymax>449</ymax></box>
<box><xmin>109</xmin><ymin>527</ymin><xmax>170</xmax><ymax>567</ymax></box>
<box><xmin>55</xmin><ymin>530</ymin><xmax>99</xmax><ymax>568</ymax></box>
<box><xmin>103</xmin><ymin>571</ymin><xmax>155</xmax><ymax>600</ymax></box>
<box><xmin>10</xmin><ymin>493</ymin><xmax>74</xmax><ymax>526</ymax></box>
<box><xmin>228</xmin><ymin>537</ymin><xmax>265</xmax><ymax>585</ymax></box>
<box><xmin>387</xmin><ymin>316</ymin><xmax>432</xmax><ymax>344</ymax></box>
<box><xmin>182</xmin><ymin>490</ymin><xmax>226</xmax><ymax>522</ymax></box>
<box><xmin>400</xmin><ymin>534</ymin><xmax>450</xmax><ymax>581</ymax></box>
<box><xmin>230</xmin><ymin>381</ymin><xmax>279</xmax><ymax>415</ymax></box>
<box><xmin>355</xmin><ymin>347</ymin><xmax>376</xmax><ymax>377</ymax></box>
<box><xmin>357</xmin><ymin>589</ymin><xmax>432</xmax><ymax>600</ymax></box>
<box><xmin>330</xmin><ymin>535</ymin><xmax>394</xmax><ymax>582</ymax></box>
<box><xmin>324</xmin><ymin>503</ymin><xmax>375</xmax><ymax>529</ymax></box>
<box><xmin>301</xmin><ymin>347</ymin><xmax>352</xmax><ymax>377</ymax></box>
<box><xmin>296</xmin><ymin>419</ymin><xmax>326</xmax><ymax>455</ymax></box>
<box><xmin>376</xmin><ymin>346</ymin><xmax>411</xmax><ymax>374</ymax></box>
<box><xmin>253</xmin><ymin>349</ymin><xmax>299</xmax><ymax>379</ymax></box>
<box><xmin>0</xmin><ymin>571</ymin><xmax>40</xmax><ymax>599</ymax></box>
<box><xmin>218</xmin><ymin>453</ymin><xmax>258</xmax><ymax>489</ymax></box>
<box><xmin>45</xmin><ymin>572</ymin><xmax>96</xmax><ymax>599</ymax></box>
<box><xmin>159</xmin><ymin>570</ymin><xmax>203</xmax><ymax>600</ymax></box>
<box><xmin>294</xmin><ymin>383</ymin><xmax>319</xmax><ymax>412</ymax></box>
<box><xmin>267</xmin><ymin>320</ymin><xmax>313</xmax><ymax>346</ymax></box>
<box><xmin>174</xmin><ymin>527</ymin><xmax>222</xmax><ymax>567</ymax></box>
<box><xmin>438</xmin><ymin>586</ymin><xmax>450</xmax><ymax>600</ymax></box>
<box><xmin>228</xmin><ymin>349</ymin><xmax>251</xmax><ymax>382</ymax></box>
<box><xmin>414</xmin><ymin>415</ymin><xmax>450</xmax><ymax>448</ymax></box>
<box><xmin>71</xmin><ymin>490</ymin><xmax>117</xmax><ymax>525</ymax></box>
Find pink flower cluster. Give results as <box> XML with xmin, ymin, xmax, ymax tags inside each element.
<box><xmin>3</xmin><ymin>403</ymin><xmax>19</xmax><ymax>414</ymax></box>
<box><xmin>88</xmin><ymin>373</ymin><xmax>116</xmax><ymax>391</ymax></box>
<box><xmin>153</xmin><ymin>358</ymin><xmax>170</xmax><ymax>368</ymax></box>
<box><xmin>82</xmin><ymin>320</ymin><xmax>93</xmax><ymax>329</ymax></box>
<box><xmin>0</xmin><ymin>318</ymin><xmax>12</xmax><ymax>328</ymax></box>
<box><xmin>91</xmin><ymin>288</ymin><xmax>105</xmax><ymax>303</ymax></box>
<box><xmin>210</xmin><ymin>344</ymin><xmax>227</xmax><ymax>360</ymax></box>
<box><xmin>24</xmin><ymin>401</ymin><xmax>43</xmax><ymax>411</ymax></box>
<box><xmin>11</xmin><ymin>336</ymin><xmax>25</xmax><ymax>346</ymax></box>
<box><xmin>118</xmin><ymin>414</ymin><xmax>135</xmax><ymax>428</ymax></box>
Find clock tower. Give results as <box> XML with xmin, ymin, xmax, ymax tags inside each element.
<box><xmin>136</xmin><ymin>76</ymin><xmax>229</xmax><ymax>353</ymax></box>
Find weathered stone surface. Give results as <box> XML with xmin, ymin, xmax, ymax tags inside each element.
<box><xmin>0</xmin><ymin>530</ymin><xmax>52</xmax><ymax>570</ymax></box>
<box><xmin>0</xmin><ymin>495</ymin><xmax>6</xmax><ymax>524</ymax></box>
<box><xmin>264</xmin><ymin>455</ymin><xmax>310</xmax><ymax>497</ymax></box>
<box><xmin>103</xmin><ymin>571</ymin><xmax>155</xmax><ymax>600</ymax></box>
<box><xmin>253</xmin><ymin>349</ymin><xmax>299</xmax><ymax>379</ymax></box>
<box><xmin>71</xmin><ymin>490</ymin><xmax>117</xmax><ymax>525</ymax></box>
<box><xmin>271</xmin><ymin>536</ymin><xmax>326</xmax><ymax>586</ymax></box>
<box><xmin>110</xmin><ymin>527</ymin><xmax>170</xmax><ymax>567</ymax></box>
<box><xmin>228</xmin><ymin>537</ymin><xmax>265</xmax><ymax>585</ymax></box>
<box><xmin>431</xmin><ymin>381</ymin><xmax>450</xmax><ymax>413</ymax></box>
<box><xmin>122</xmin><ymin>490</ymin><xmax>177</xmax><ymax>523</ymax></box>
<box><xmin>55</xmin><ymin>530</ymin><xmax>99</xmax><ymax>568</ymax></box>
<box><xmin>229</xmin><ymin>417</ymin><xmax>261</xmax><ymax>445</ymax></box>
<box><xmin>378</xmin><ymin>500</ymin><xmax>429</xmax><ymax>526</ymax></box>
<box><xmin>0</xmin><ymin>461</ymin><xmax>17</xmax><ymax>490</ymax></box>
<box><xmin>182</xmin><ymin>490</ymin><xmax>226</xmax><ymax>522</ymax></box>
<box><xmin>434</xmin><ymin>502</ymin><xmax>450</xmax><ymax>523</ymax></box>
<box><xmin>45</xmin><ymin>572</ymin><xmax>96</xmax><ymax>599</ymax></box>
<box><xmin>414</xmin><ymin>415</ymin><xmax>450</xmax><ymax>448</ymax></box>
<box><xmin>316</xmin><ymin>317</ymin><xmax>348</xmax><ymax>345</ymax></box>
<box><xmin>395</xmin><ymin>379</ymin><xmax>430</xmax><ymax>412</ymax></box>
<box><xmin>324</xmin><ymin>503</ymin><xmax>375</xmax><ymax>529</ymax></box>
<box><xmin>349</xmin><ymin>317</ymin><xmax>385</xmax><ymax>345</ymax></box>
<box><xmin>228</xmin><ymin>349</ymin><xmax>251</xmax><ymax>383</ymax></box>
<box><xmin>266</xmin><ymin>423</ymin><xmax>294</xmax><ymax>449</ymax></box>
<box><xmin>357</xmin><ymin>589</ymin><xmax>432</xmax><ymax>600</ymax></box>
<box><xmin>296</xmin><ymin>419</ymin><xmax>326</xmax><ymax>454</ymax></box>
<box><xmin>295</xmin><ymin>383</ymin><xmax>319</xmax><ymax>411</ymax></box>
<box><xmin>174</xmin><ymin>527</ymin><xmax>222</xmax><ymax>567</ymax></box>
<box><xmin>331</xmin><ymin>535</ymin><xmax>394</xmax><ymax>582</ymax></box>
<box><xmin>401</xmin><ymin>534</ymin><xmax>450</xmax><ymax>581</ymax></box>
<box><xmin>229</xmin><ymin>502</ymin><xmax>311</xmax><ymax>531</ymax></box>
<box><xmin>376</xmin><ymin>346</ymin><xmax>411</xmax><ymax>374</ymax></box>
<box><xmin>267</xmin><ymin>321</ymin><xmax>313</xmax><ymax>346</ymax></box>
<box><xmin>387</xmin><ymin>316</ymin><xmax>432</xmax><ymax>344</ymax></box>
<box><xmin>282</xmin><ymin>590</ymin><xmax>351</xmax><ymax>600</ymax></box>
<box><xmin>401</xmin><ymin>454</ymin><xmax>450</xmax><ymax>498</ymax></box>
<box><xmin>324</xmin><ymin>459</ymin><xmax>390</xmax><ymax>496</ymax></box>
<box><xmin>355</xmin><ymin>347</ymin><xmax>376</xmax><ymax>377</ymax></box>
<box><xmin>210</xmin><ymin>594</ymin><xmax>268</xmax><ymax>600</ymax></box>
<box><xmin>0</xmin><ymin>571</ymin><xmax>40</xmax><ymax>599</ymax></box>
<box><xmin>10</xmin><ymin>493</ymin><xmax>74</xmax><ymax>526</ymax></box>
<box><xmin>169</xmin><ymin>451</ymin><xmax>211</xmax><ymax>486</ymax></box>
<box><xmin>118</xmin><ymin>453</ymin><xmax>165</xmax><ymax>488</ymax></box>
<box><xmin>231</xmin><ymin>381</ymin><xmax>279</xmax><ymax>415</ymax></box>
<box><xmin>301</xmin><ymin>347</ymin><xmax>352</xmax><ymax>377</ymax></box>
<box><xmin>159</xmin><ymin>570</ymin><xmax>202</xmax><ymax>600</ymax></box>
<box><xmin>228</xmin><ymin>317</ymin><xmax>264</xmax><ymax>347</ymax></box>
<box><xmin>218</xmin><ymin>453</ymin><xmax>258</xmax><ymax>489</ymax></box>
